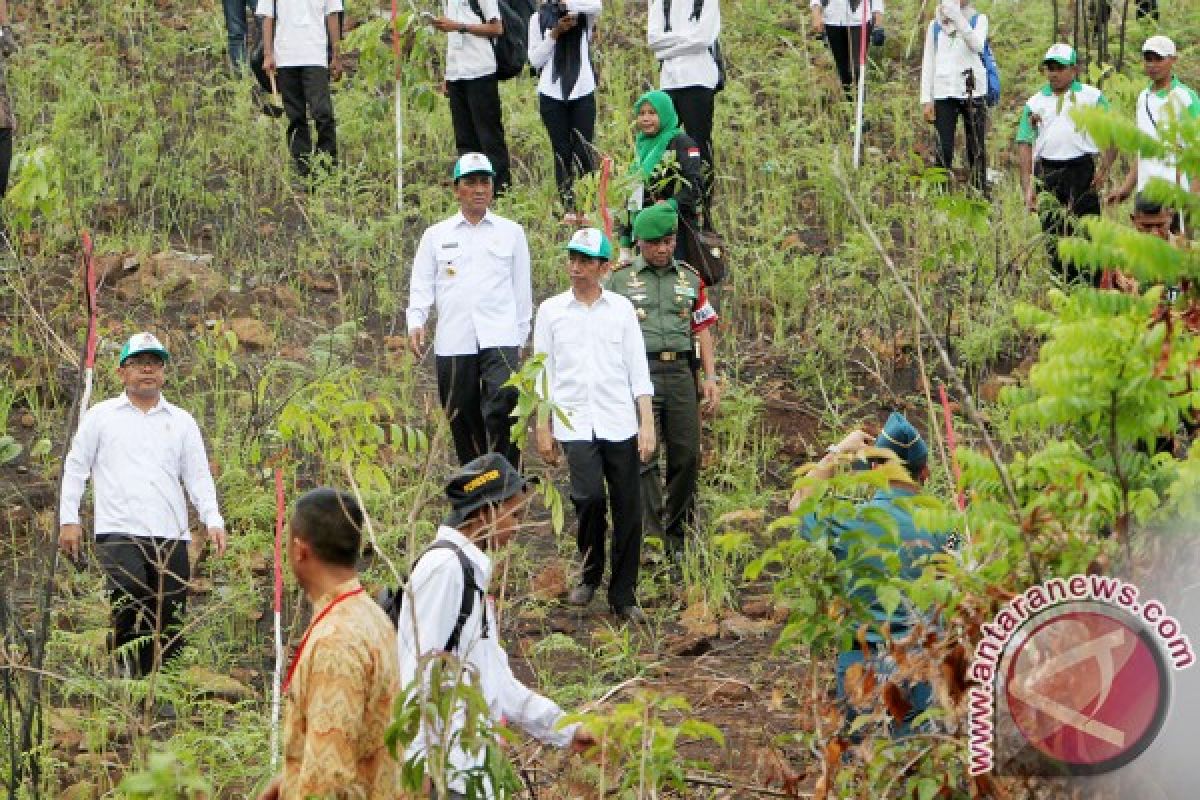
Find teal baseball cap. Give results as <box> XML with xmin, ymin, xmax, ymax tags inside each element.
<box><xmin>453</xmin><ymin>152</ymin><xmax>495</xmax><ymax>182</ymax></box>
<box><xmin>1043</xmin><ymin>43</ymin><xmax>1077</xmax><ymax>66</ymax></box>
<box><xmin>119</xmin><ymin>332</ymin><xmax>170</xmax><ymax>366</ymax></box>
<box><xmin>566</xmin><ymin>227</ymin><xmax>613</xmax><ymax>260</ymax></box>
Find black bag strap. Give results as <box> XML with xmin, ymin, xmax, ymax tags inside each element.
<box><xmin>467</xmin><ymin>0</ymin><xmax>487</xmax><ymax>23</ymax></box>
<box><xmin>422</xmin><ymin>540</ymin><xmax>489</xmax><ymax>652</ymax></box>
<box><xmin>690</xmin><ymin>0</ymin><xmax>704</xmax><ymax>21</ymax></box>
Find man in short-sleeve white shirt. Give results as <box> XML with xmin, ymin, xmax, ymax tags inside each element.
<box><xmin>431</xmin><ymin>0</ymin><xmax>513</xmax><ymax>193</ymax></box>
<box><xmin>406</xmin><ymin>153</ymin><xmax>532</xmax><ymax>468</ymax></box>
<box><xmin>258</xmin><ymin>0</ymin><xmax>342</xmax><ymax>177</ymax></box>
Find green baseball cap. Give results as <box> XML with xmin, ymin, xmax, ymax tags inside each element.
<box><xmin>566</xmin><ymin>227</ymin><xmax>613</xmax><ymax>260</ymax></box>
<box><xmin>452</xmin><ymin>152</ymin><xmax>495</xmax><ymax>181</ymax></box>
<box><xmin>1043</xmin><ymin>43</ymin><xmax>1077</xmax><ymax>66</ymax></box>
<box><xmin>119</xmin><ymin>332</ymin><xmax>170</xmax><ymax>365</ymax></box>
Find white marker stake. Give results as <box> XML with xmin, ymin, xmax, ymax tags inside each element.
<box><xmin>852</xmin><ymin>0</ymin><xmax>870</xmax><ymax>169</ymax></box>
<box><xmin>270</xmin><ymin>468</ymin><xmax>285</xmax><ymax>768</ymax></box>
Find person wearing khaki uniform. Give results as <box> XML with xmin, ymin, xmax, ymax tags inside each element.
<box><xmin>606</xmin><ymin>202</ymin><xmax>719</xmax><ymax>561</ymax></box>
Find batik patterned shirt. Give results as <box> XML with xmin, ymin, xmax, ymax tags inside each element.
<box><xmin>281</xmin><ymin>578</ymin><xmax>401</xmax><ymax>799</ymax></box>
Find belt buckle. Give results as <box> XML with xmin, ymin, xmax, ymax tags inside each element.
<box><xmin>661</xmin><ymin>352</ymin><xmax>677</xmax><ymax>362</ymax></box>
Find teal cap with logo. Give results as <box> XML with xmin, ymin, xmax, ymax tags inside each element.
<box><xmin>566</xmin><ymin>227</ymin><xmax>613</xmax><ymax>260</ymax></box>
<box><xmin>453</xmin><ymin>152</ymin><xmax>495</xmax><ymax>181</ymax></box>
<box><xmin>118</xmin><ymin>332</ymin><xmax>170</xmax><ymax>366</ymax></box>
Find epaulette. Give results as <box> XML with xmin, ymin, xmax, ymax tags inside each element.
<box><xmin>676</xmin><ymin>260</ymin><xmax>701</xmax><ymax>277</ymax></box>
<box><xmin>611</xmin><ymin>262</ymin><xmax>633</xmax><ymax>272</ymax></box>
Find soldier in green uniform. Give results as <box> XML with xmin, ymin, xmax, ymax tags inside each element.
<box><xmin>607</xmin><ymin>202</ymin><xmax>720</xmax><ymax>561</ymax></box>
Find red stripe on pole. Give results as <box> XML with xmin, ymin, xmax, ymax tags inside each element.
<box><xmin>938</xmin><ymin>385</ymin><xmax>966</xmax><ymax>511</ymax></box>
<box><xmin>598</xmin><ymin>156</ymin><xmax>613</xmax><ymax>242</ymax></box>
<box><xmin>274</xmin><ymin>468</ymin><xmax>285</xmax><ymax>612</ymax></box>
<box><xmin>858</xmin><ymin>0</ymin><xmax>870</xmax><ymax>67</ymax></box>
<box><xmin>81</xmin><ymin>231</ymin><xmax>98</xmax><ymax>369</ymax></box>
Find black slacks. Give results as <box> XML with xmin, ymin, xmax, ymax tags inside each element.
<box><xmin>824</xmin><ymin>24</ymin><xmax>871</xmax><ymax>98</ymax></box>
<box><xmin>564</xmin><ymin>436</ymin><xmax>642</xmax><ymax>609</ymax></box>
<box><xmin>276</xmin><ymin>66</ymin><xmax>337</xmax><ymax>176</ymax></box>
<box><xmin>95</xmin><ymin>534</ymin><xmax>191</xmax><ymax>677</ymax></box>
<box><xmin>436</xmin><ymin>347</ymin><xmax>521</xmax><ymax>467</ymax></box>
<box><xmin>665</xmin><ymin>86</ymin><xmax>715</xmax><ymax>213</ymax></box>
<box><xmin>0</xmin><ymin>127</ymin><xmax>11</xmax><ymax>198</ymax></box>
<box><xmin>447</xmin><ymin>76</ymin><xmax>512</xmax><ymax>193</ymax></box>
<box><xmin>1035</xmin><ymin>154</ymin><xmax>1100</xmax><ymax>284</ymax></box>
<box><xmin>933</xmin><ymin>97</ymin><xmax>988</xmax><ymax>194</ymax></box>
<box><xmin>538</xmin><ymin>92</ymin><xmax>596</xmax><ymax>211</ymax></box>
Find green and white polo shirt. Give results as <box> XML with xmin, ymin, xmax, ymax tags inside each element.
<box><xmin>1015</xmin><ymin>80</ymin><xmax>1108</xmax><ymax>161</ymax></box>
<box><xmin>1135</xmin><ymin>76</ymin><xmax>1200</xmax><ymax>191</ymax></box>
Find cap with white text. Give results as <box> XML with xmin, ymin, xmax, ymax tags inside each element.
<box><xmin>566</xmin><ymin>227</ymin><xmax>613</xmax><ymax>260</ymax></box>
<box><xmin>1143</xmin><ymin>35</ymin><xmax>1176</xmax><ymax>58</ymax></box>
<box><xmin>119</xmin><ymin>332</ymin><xmax>170</xmax><ymax>366</ymax></box>
<box><xmin>453</xmin><ymin>152</ymin><xmax>495</xmax><ymax>181</ymax></box>
<box><xmin>1043</xmin><ymin>43</ymin><xmax>1077</xmax><ymax>66</ymax></box>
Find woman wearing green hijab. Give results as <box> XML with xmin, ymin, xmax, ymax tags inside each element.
<box><xmin>621</xmin><ymin>90</ymin><xmax>704</xmax><ymax>259</ymax></box>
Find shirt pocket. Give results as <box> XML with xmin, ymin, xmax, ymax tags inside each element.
<box><xmin>485</xmin><ymin>240</ymin><xmax>513</xmax><ymax>277</ymax></box>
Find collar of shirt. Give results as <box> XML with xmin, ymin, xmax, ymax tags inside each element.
<box><xmin>1040</xmin><ymin>80</ymin><xmax>1082</xmax><ymax>96</ymax></box>
<box><xmin>1149</xmin><ymin>76</ymin><xmax>1182</xmax><ymax>98</ymax></box>
<box><xmin>452</xmin><ymin>209</ymin><xmax>496</xmax><ymax>229</ymax></box>
<box><xmin>312</xmin><ymin>576</ymin><xmax>365</xmax><ymax>611</ymax></box>
<box><xmin>566</xmin><ymin>288</ymin><xmax>616</xmax><ymax>309</ymax></box>
<box><xmin>115</xmin><ymin>391</ymin><xmax>171</xmax><ymax>415</ymax></box>
<box><xmin>434</xmin><ymin>525</ymin><xmax>492</xmax><ymax>585</ymax></box>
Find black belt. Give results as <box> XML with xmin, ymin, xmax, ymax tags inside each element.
<box><xmin>647</xmin><ymin>351</ymin><xmax>691</xmax><ymax>362</ymax></box>
<box><xmin>1037</xmin><ymin>154</ymin><xmax>1095</xmax><ymax>168</ymax></box>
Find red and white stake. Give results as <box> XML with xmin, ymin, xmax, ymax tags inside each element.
<box><xmin>78</xmin><ymin>231</ymin><xmax>99</xmax><ymax>419</ymax></box>
<box><xmin>270</xmin><ymin>467</ymin><xmax>285</xmax><ymax>768</ymax></box>
<box><xmin>851</xmin><ymin>0</ymin><xmax>870</xmax><ymax>169</ymax></box>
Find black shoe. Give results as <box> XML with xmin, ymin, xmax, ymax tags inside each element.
<box><xmin>568</xmin><ymin>584</ymin><xmax>596</xmax><ymax>606</ymax></box>
<box><xmin>612</xmin><ymin>605</ymin><xmax>647</xmax><ymax>624</ymax></box>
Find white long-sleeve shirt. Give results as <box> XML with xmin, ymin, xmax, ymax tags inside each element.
<box><xmin>255</xmin><ymin>0</ymin><xmax>343</xmax><ymax>68</ymax></box>
<box><xmin>527</xmin><ymin>0</ymin><xmax>602</xmax><ymax>101</ymax></box>
<box><xmin>810</xmin><ymin>0</ymin><xmax>884</xmax><ymax>29</ymax></box>
<box><xmin>406</xmin><ymin>210</ymin><xmax>533</xmax><ymax>356</ymax></box>
<box><xmin>397</xmin><ymin>527</ymin><xmax>577</xmax><ymax>798</ymax></box>
<box><xmin>647</xmin><ymin>0</ymin><xmax>720</xmax><ymax>91</ymax></box>
<box><xmin>918</xmin><ymin>4</ymin><xmax>988</xmax><ymax>104</ymax></box>
<box><xmin>444</xmin><ymin>0</ymin><xmax>500</xmax><ymax>81</ymax></box>
<box><xmin>59</xmin><ymin>393</ymin><xmax>224</xmax><ymax>539</ymax></box>
<box><xmin>533</xmin><ymin>289</ymin><xmax>653</xmax><ymax>442</ymax></box>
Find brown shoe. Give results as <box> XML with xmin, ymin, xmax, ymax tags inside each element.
<box><xmin>568</xmin><ymin>584</ymin><xmax>596</xmax><ymax>606</ymax></box>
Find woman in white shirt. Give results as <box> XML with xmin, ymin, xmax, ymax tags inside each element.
<box><xmin>919</xmin><ymin>0</ymin><xmax>989</xmax><ymax>193</ymax></box>
<box><xmin>528</xmin><ymin>0</ymin><xmax>602</xmax><ymax>224</ymax></box>
<box><xmin>810</xmin><ymin>0</ymin><xmax>884</xmax><ymax>100</ymax></box>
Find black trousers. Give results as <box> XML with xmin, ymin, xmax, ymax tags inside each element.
<box><xmin>95</xmin><ymin>535</ymin><xmax>191</xmax><ymax>677</ymax></box>
<box><xmin>564</xmin><ymin>436</ymin><xmax>642</xmax><ymax>608</ymax></box>
<box><xmin>1035</xmin><ymin>154</ymin><xmax>1100</xmax><ymax>284</ymax></box>
<box><xmin>0</xmin><ymin>128</ymin><xmax>11</xmax><ymax>198</ymax></box>
<box><xmin>538</xmin><ymin>92</ymin><xmax>596</xmax><ymax>211</ymax></box>
<box><xmin>436</xmin><ymin>347</ymin><xmax>521</xmax><ymax>467</ymax></box>
<box><xmin>824</xmin><ymin>24</ymin><xmax>871</xmax><ymax>98</ymax></box>
<box><xmin>277</xmin><ymin>66</ymin><xmax>337</xmax><ymax>176</ymax></box>
<box><xmin>447</xmin><ymin>76</ymin><xmax>512</xmax><ymax>194</ymax></box>
<box><xmin>666</xmin><ymin>86</ymin><xmax>715</xmax><ymax>214</ymax></box>
<box><xmin>933</xmin><ymin>97</ymin><xmax>988</xmax><ymax>193</ymax></box>
<box><xmin>643</xmin><ymin>359</ymin><xmax>701</xmax><ymax>549</ymax></box>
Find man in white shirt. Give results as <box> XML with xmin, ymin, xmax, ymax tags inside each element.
<box><xmin>534</xmin><ymin>228</ymin><xmax>655</xmax><ymax>622</ymax></box>
<box><xmin>397</xmin><ymin>453</ymin><xmax>595</xmax><ymax>798</ymax></box>
<box><xmin>648</xmin><ymin>0</ymin><xmax>720</xmax><ymax>215</ymax></box>
<box><xmin>1016</xmin><ymin>44</ymin><xmax>1115</xmax><ymax>284</ymax></box>
<box><xmin>432</xmin><ymin>0</ymin><xmax>513</xmax><ymax>193</ymax></box>
<box><xmin>1110</xmin><ymin>35</ymin><xmax>1199</xmax><ymax>230</ymax></box>
<box><xmin>59</xmin><ymin>333</ymin><xmax>226</xmax><ymax>677</ymax></box>
<box><xmin>407</xmin><ymin>153</ymin><xmax>533</xmax><ymax>468</ymax></box>
<box><xmin>258</xmin><ymin>0</ymin><xmax>343</xmax><ymax>178</ymax></box>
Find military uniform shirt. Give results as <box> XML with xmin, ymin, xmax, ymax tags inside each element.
<box><xmin>606</xmin><ymin>257</ymin><xmax>717</xmax><ymax>353</ymax></box>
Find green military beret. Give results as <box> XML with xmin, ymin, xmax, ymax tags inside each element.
<box><xmin>632</xmin><ymin>201</ymin><xmax>679</xmax><ymax>242</ymax></box>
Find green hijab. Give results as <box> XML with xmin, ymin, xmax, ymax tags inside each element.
<box><xmin>632</xmin><ymin>90</ymin><xmax>682</xmax><ymax>181</ymax></box>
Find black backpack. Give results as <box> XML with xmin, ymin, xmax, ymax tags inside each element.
<box><xmin>375</xmin><ymin>541</ymin><xmax>488</xmax><ymax>653</ymax></box>
<box><xmin>468</xmin><ymin>0</ymin><xmax>536</xmax><ymax>81</ymax></box>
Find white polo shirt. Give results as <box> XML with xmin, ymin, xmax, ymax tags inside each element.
<box><xmin>533</xmin><ymin>289</ymin><xmax>654</xmax><ymax>442</ymax></box>
<box><xmin>256</xmin><ymin>0</ymin><xmax>343</xmax><ymax>68</ymax></box>
<box><xmin>60</xmin><ymin>393</ymin><xmax>224</xmax><ymax>540</ymax></box>
<box><xmin>1135</xmin><ymin>77</ymin><xmax>1200</xmax><ymax>192</ymax></box>
<box><xmin>407</xmin><ymin>209</ymin><xmax>533</xmax><ymax>356</ymax></box>
<box><xmin>444</xmin><ymin>0</ymin><xmax>500</xmax><ymax>81</ymax></box>
<box><xmin>527</xmin><ymin>0</ymin><xmax>602</xmax><ymax>101</ymax></box>
<box><xmin>397</xmin><ymin>526</ymin><xmax>578</xmax><ymax>798</ymax></box>
<box><xmin>647</xmin><ymin>0</ymin><xmax>720</xmax><ymax>91</ymax></box>
<box><xmin>1015</xmin><ymin>81</ymin><xmax>1108</xmax><ymax>161</ymax></box>
<box><xmin>810</xmin><ymin>0</ymin><xmax>885</xmax><ymax>28</ymax></box>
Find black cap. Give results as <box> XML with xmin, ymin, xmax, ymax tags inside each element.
<box><xmin>1134</xmin><ymin>192</ymin><xmax>1165</xmax><ymax>215</ymax></box>
<box><xmin>443</xmin><ymin>453</ymin><xmax>535</xmax><ymax>527</ymax></box>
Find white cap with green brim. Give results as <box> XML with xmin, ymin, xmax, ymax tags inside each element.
<box><xmin>119</xmin><ymin>332</ymin><xmax>170</xmax><ymax>365</ymax></box>
<box><xmin>453</xmin><ymin>152</ymin><xmax>495</xmax><ymax>181</ymax></box>
<box><xmin>1043</xmin><ymin>43</ymin><xmax>1077</xmax><ymax>66</ymax></box>
<box><xmin>566</xmin><ymin>227</ymin><xmax>613</xmax><ymax>260</ymax></box>
<box><xmin>1143</xmin><ymin>35</ymin><xmax>1176</xmax><ymax>57</ymax></box>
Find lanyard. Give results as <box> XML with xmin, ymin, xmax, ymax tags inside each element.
<box><xmin>282</xmin><ymin>587</ymin><xmax>366</xmax><ymax>693</ymax></box>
